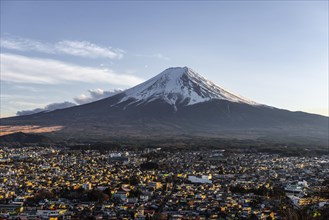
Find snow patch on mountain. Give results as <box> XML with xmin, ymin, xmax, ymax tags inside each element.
<box><xmin>118</xmin><ymin>67</ymin><xmax>258</xmax><ymax>110</ymax></box>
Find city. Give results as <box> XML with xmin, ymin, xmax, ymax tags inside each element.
<box><xmin>0</xmin><ymin>146</ymin><xmax>328</xmax><ymax>219</ymax></box>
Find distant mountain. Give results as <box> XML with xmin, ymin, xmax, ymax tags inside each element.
<box><xmin>1</xmin><ymin>67</ymin><xmax>328</xmax><ymax>145</ymax></box>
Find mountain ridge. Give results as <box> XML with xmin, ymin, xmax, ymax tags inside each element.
<box><xmin>0</xmin><ymin>67</ymin><xmax>328</xmax><ymax>145</ymax></box>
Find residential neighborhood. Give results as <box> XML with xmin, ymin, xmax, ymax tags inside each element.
<box><xmin>0</xmin><ymin>146</ymin><xmax>328</xmax><ymax>219</ymax></box>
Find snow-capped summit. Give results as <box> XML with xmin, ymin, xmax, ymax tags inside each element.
<box><xmin>118</xmin><ymin>67</ymin><xmax>258</xmax><ymax>110</ymax></box>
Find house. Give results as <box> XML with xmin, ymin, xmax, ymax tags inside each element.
<box><xmin>0</xmin><ymin>204</ymin><xmax>23</xmax><ymax>215</ymax></box>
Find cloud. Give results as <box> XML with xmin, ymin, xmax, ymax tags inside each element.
<box><xmin>136</xmin><ymin>53</ymin><xmax>170</xmax><ymax>61</ymax></box>
<box><xmin>151</xmin><ymin>53</ymin><xmax>170</xmax><ymax>61</ymax></box>
<box><xmin>16</xmin><ymin>101</ymin><xmax>76</xmax><ymax>116</ymax></box>
<box><xmin>55</xmin><ymin>41</ymin><xmax>124</xmax><ymax>59</ymax></box>
<box><xmin>1</xmin><ymin>35</ymin><xmax>124</xmax><ymax>59</ymax></box>
<box><xmin>15</xmin><ymin>88</ymin><xmax>123</xmax><ymax>115</ymax></box>
<box><xmin>1</xmin><ymin>37</ymin><xmax>54</xmax><ymax>53</ymax></box>
<box><xmin>74</xmin><ymin>88</ymin><xmax>123</xmax><ymax>104</ymax></box>
<box><xmin>1</xmin><ymin>53</ymin><xmax>144</xmax><ymax>86</ymax></box>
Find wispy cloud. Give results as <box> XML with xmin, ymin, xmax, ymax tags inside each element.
<box><xmin>136</xmin><ymin>53</ymin><xmax>170</xmax><ymax>61</ymax></box>
<box><xmin>1</xmin><ymin>35</ymin><xmax>124</xmax><ymax>59</ymax></box>
<box><xmin>74</xmin><ymin>88</ymin><xmax>123</xmax><ymax>104</ymax></box>
<box><xmin>55</xmin><ymin>41</ymin><xmax>124</xmax><ymax>59</ymax></box>
<box><xmin>1</xmin><ymin>36</ymin><xmax>54</xmax><ymax>53</ymax></box>
<box><xmin>151</xmin><ymin>53</ymin><xmax>170</xmax><ymax>61</ymax></box>
<box><xmin>1</xmin><ymin>53</ymin><xmax>144</xmax><ymax>86</ymax></box>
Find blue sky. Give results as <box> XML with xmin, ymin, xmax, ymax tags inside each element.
<box><xmin>1</xmin><ymin>1</ymin><xmax>328</xmax><ymax>117</ymax></box>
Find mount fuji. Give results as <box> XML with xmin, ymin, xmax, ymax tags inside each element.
<box><xmin>1</xmin><ymin>67</ymin><xmax>328</xmax><ymax>144</ymax></box>
<box><xmin>118</xmin><ymin>67</ymin><xmax>257</xmax><ymax>110</ymax></box>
